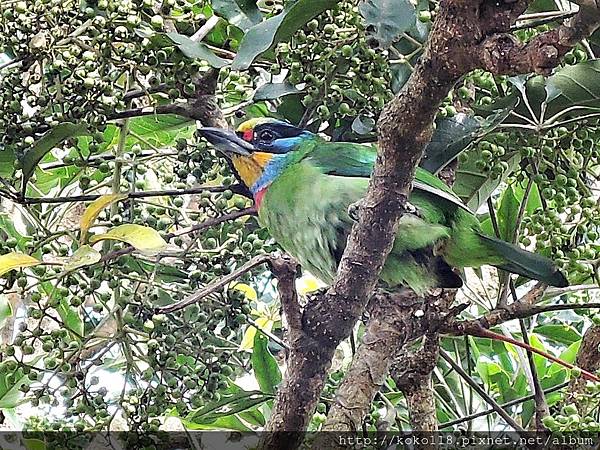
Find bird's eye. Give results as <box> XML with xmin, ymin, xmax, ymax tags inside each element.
<box><xmin>258</xmin><ymin>130</ymin><xmax>274</xmax><ymax>142</ymax></box>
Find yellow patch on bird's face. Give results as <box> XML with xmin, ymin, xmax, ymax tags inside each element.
<box><xmin>236</xmin><ymin>118</ymin><xmax>272</xmax><ymax>133</ymax></box>
<box><xmin>231</xmin><ymin>152</ymin><xmax>273</xmax><ymax>189</ymax></box>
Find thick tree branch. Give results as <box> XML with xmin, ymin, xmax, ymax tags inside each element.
<box><xmin>269</xmin><ymin>255</ymin><xmax>302</xmax><ymax>345</ymax></box>
<box><xmin>260</xmin><ymin>5</ymin><xmax>485</xmax><ymax>448</ymax></box>
<box><xmin>478</xmin><ymin>1</ymin><xmax>600</xmax><ymax>74</ymax></box>
<box><xmin>393</xmin><ymin>336</ymin><xmax>441</xmax><ymax>435</ymax></box>
<box><xmin>112</xmin><ymin>68</ymin><xmax>228</xmax><ymax>128</ymax></box>
<box><xmin>317</xmin><ymin>290</ymin><xmax>454</xmax><ymax>443</ymax></box>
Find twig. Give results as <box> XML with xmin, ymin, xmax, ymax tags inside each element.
<box><xmin>155</xmin><ymin>254</ymin><xmax>272</xmax><ymax>313</ymax></box>
<box><xmin>440</xmin><ymin>381</ymin><xmax>569</xmax><ymax>428</ymax></box>
<box><xmin>100</xmin><ymin>207</ymin><xmax>256</xmax><ymax>262</ymax></box>
<box><xmin>123</xmin><ymin>83</ymin><xmax>170</xmax><ymax>101</ymax></box>
<box><xmin>512</xmin><ymin>11</ymin><xmax>577</xmax><ymax>31</ymax></box>
<box><xmin>0</xmin><ymin>57</ymin><xmax>23</xmax><ymax>71</ymax></box>
<box><xmin>191</xmin><ymin>15</ymin><xmax>220</xmax><ymax>42</ymax></box>
<box><xmin>269</xmin><ymin>255</ymin><xmax>301</xmax><ymax>338</ymax></box>
<box><xmin>467</xmin><ymin>327</ymin><xmax>600</xmax><ymax>382</ymax></box>
<box><xmin>107</xmin><ymin>104</ymin><xmax>193</xmax><ymax>121</ymax></box>
<box><xmin>518</xmin><ymin>317</ymin><xmax>550</xmax><ymax>428</ymax></box>
<box><xmin>16</xmin><ymin>184</ymin><xmax>250</xmax><ymax>204</ymax></box>
<box><xmin>440</xmin><ymin>350</ymin><xmax>525</xmax><ymax>432</ymax></box>
<box><xmin>248</xmin><ymin>318</ymin><xmax>289</xmax><ymax>350</ymax></box>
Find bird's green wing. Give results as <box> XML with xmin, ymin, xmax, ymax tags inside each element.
<box><xmin>305</xmin><ymin>141</ymin><xmax>472</xmax><ymax>213</ymax></box>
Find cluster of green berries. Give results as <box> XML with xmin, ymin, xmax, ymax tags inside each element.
<box><xmin>275</xmin><ymin>1</ymin><xmax>393</xmax><ymax>128</ymax></box>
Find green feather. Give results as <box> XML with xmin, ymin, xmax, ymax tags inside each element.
<box><xmin>477</xmin><ymin>234</ymin><xmax>569</xmax><ymax>287</ymax></box>
<box><xmin>257</xmin><ymin>138</ymin><xmax>568</xmax><ymax>294</ymax></box>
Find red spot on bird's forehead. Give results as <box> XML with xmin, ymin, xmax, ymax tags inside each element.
<box><xmin>242</xmin><ymin>130</ymin><xmax>253</xmax><ymax>142</ymax></box>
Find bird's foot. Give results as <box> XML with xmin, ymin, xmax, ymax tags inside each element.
<box><xmin>347</xmin><ymin>200</ymin><xmax>362</xmax><ymax>222</ymax></box>
<box><xmin>403</xmin><ymin>201</ymin><xmax>418</xmax><ymax>215</ymax></box>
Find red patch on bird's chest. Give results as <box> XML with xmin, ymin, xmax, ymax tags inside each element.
<box><xmin>254</xmin><ymin>187</ymin><xmax>267</xmax><ymax>209</ymax></box>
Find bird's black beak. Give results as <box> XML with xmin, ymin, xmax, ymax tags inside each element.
<box><xmin>197</xmin><ymin>127</ymin><xmax>254</xmax><ymax>156</ymax></box>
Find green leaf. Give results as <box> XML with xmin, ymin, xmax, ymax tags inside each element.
<box><xmin>0</xmin><ymin>296</ymin><xmax>13</xmax><ymax>330</ymax></box>
<box><xmin>528</xmin><ymin>0</ymin><xmax>558</xmax><ymax>12</ymax></box>
<box><xmin>33</xmin><ymin>166</ymin><xmax>79</xmax><ymax>194</ymax></box>
<box><xmin>475</xmin><ymin>359</ymin><xmax>502</xmax><ymax>385</ymax></box>
<box><xmin>542</xmin><ymin>60</ymin><xmax>600</xmax><ymax>120</ymax></box>
<box><xmin>390</xmin><ymin>62</ymin><xmax>412</xmax><ymax>94</ymax></box>
<box><xmin>421</xmin><ymin>114</ymin><xmax>479</xmax><ymax>174</ymax></box>
<box><xmin>125</xmin><ymin>259</ymin><xmax>189</xmax><ymax>284</ymax></box>
<box><xmin>64</xmin><ymin>245</ymin><xmax>102</xmax><ymax>272</ymax></box>
<box><xmin>359</xmin><ymin>0</ymin><xmax>416</xmax><ymax>48</ymax></box>
<box><xmin>521</xmin><ymin>399</ymin><xmax>535</xmax><ymax>428</ymax></box>
<box><xmin>254</xmin><ymin>83</ymin><xmax>301</xmax><ymax>101</ymax></box>
<box><xmin>56</xmin><ymin>298</ymin><xmax>84</xmax><ymax>336</ymax></box>
<box><xmin>497</xmin><ymin>185</ymin><xmax>519</xmax><ymax>241</ymax></box>
<box><xmin>534</xmin><ymin>324</ymin><xmax>581</xmax><ymax>346</ymax></box>
<box><xmin>0</xmin><ymin>146</ymin><xmax>15</xmax><ymax>177</ymax></box>
<box><xmin>238</xmin><ymin>408</ymin><xmax>265</xmax><ymax>427</ymax></box>
<box><xmin>126</xmin><ymin>114</ymin><xmax>194</xmax><ymax>149</ymax></box>
<box><xmin>90</xmin><ymin>224</ymin><xmax>168</xmax><ymax>254</ymax></box>
<box><xmin>251</xmin><ymin>332</ymin><xmax>281</xmax><ymax>394</ymax></box>
<box><xmin>558</xmin><ymin>340</ymin><xmax>581</xmax><ymax>365</ymax></box>
<box><xmin>528</xmin><ymin>334</ymin><xmax>548</xmax><ymax>378</ymax></box>
<box><xmin>212</xmin><ymin>0</ymin><xmax>262</xmax><ymax>31</ymax></box>
<box><xmin>454</xmin><ymin>152</ymin><xmax>521</xmax><ymax>211</ymax></box>
<box><xmin>276</xmin><ymin>94</ymin><xmax>305</xmax><ymax>124</ymax></box>
<box><xmin>185</xmin><ymin>390</ymin><xmax>271</xmax><ymax>424</ymax></box>
<box><xmin>0</xmin><ymin>367</ymin><xmax>32</xmax><ymax>409</ymax></box>
<box><xmin>102</xmin><ymin>115</ymin><xmax>194</xmax><ymax>155</ymax></box>
<box><xmin>232</xmin><ymin>0</ymin><xmax>338</xmax><ymax>70</ymax></box>
<box><xmin>486</xmin><ymin>60</ymin><xmax>600</xmax><ymax>126</ymax></box>
<box><xmin>20</xmin><ymin>123</ymin><xmax>88</xmax><ymax>192</ymax></box>
<box><xmin>514</xmin><ymin>179</ymin><xmax>542</xmax><ymax>216</ymax></box>
<box><xmin>422</xmin><ymin>95</ymin><xmax>519</xmax><ymax>174</ymax></box>
<box><xmin>160</xmin><ymin>32</ymin><xmax>229</xmax><ymax>68</ymax></box>
<box><xmin>23</xmin><ymin>439</ymin><xmax>46</xmax><ymax>450</ymax></box>
<box><xmin>0</xmin><ymin>214</ymin><xmax>31</xmax><ymax>251</ymax></box>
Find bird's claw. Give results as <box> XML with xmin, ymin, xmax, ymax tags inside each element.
<box><xmin>347</xmin><ymin>201</ymin><xmax>361</xmax><ymax>221</ymax></box>
<box><xmin>404</xmin><ymin>201</ymin><xmax>418</xmax><ymax>215</ymax></box>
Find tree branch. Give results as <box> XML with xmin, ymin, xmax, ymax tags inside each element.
<box><xmin>15</xmin><ymin>184</ymin><xmax>251</xmax><ymax>204</ymax></box>
<box><xmin>477</xmin><ymin>1</ymin><xmax>600</xmax><ymax>74</ymax></box>
<box><xmin>518</xmin><ymin>318</ymin><xmax>550</xmax><ymax>429</ymax></box>
<box><xmin>440</xmin><ymin>350</ymin><xmax>525</xmax><ymax>432</ymax></box>
<box><xmin>155</xmin><ymin>254</ymin><xmax>272</xmax><ymax>314</ymax></box>
<box><xmin>440</xmin><ymin>381</ymin><xmax>569</xmax><ymax>428</ymax></box>
<box><xmin>114</xmin><ymin>68</ymin><xmax>227</xmax><ymax>128</ymax></box>
<box><xmin>100</xmin><ymin>207</ymin><xmax>255</xmax><ymax>263</ymax></box>
<box><xmin>561</xmin><ymin>325</ymin><xmax>600</xmax><ymax>414</ymax></box>
<box><xmin>260</xmin><ymin>4</ymin><xmax>487</xmax><ymax>447</ymax></box>
<box><xmin>317</xmin><ymin>290</ymin><xmax>453</xmax><ymax>444</ymax></box>
<box><xmin>269</xmin><ymin>255</ymin><xmax>302</xmax><ymax>344</ymax></box>
<box><xmin>393</xmin><ymin>336</ymin><xmax>441</xmax><ymax>435</ymax></box>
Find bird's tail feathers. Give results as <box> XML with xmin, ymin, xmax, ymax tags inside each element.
<box><xmin>478</xmin><ymin>233</ymin><xmax>568</xmax><ymax>287</ymax></box>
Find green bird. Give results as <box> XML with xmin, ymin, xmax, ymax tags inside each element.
<box><xmin>198</xmin><ymin>118</ymin><xmax>568</xmax><ymax>295</ymax></box>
